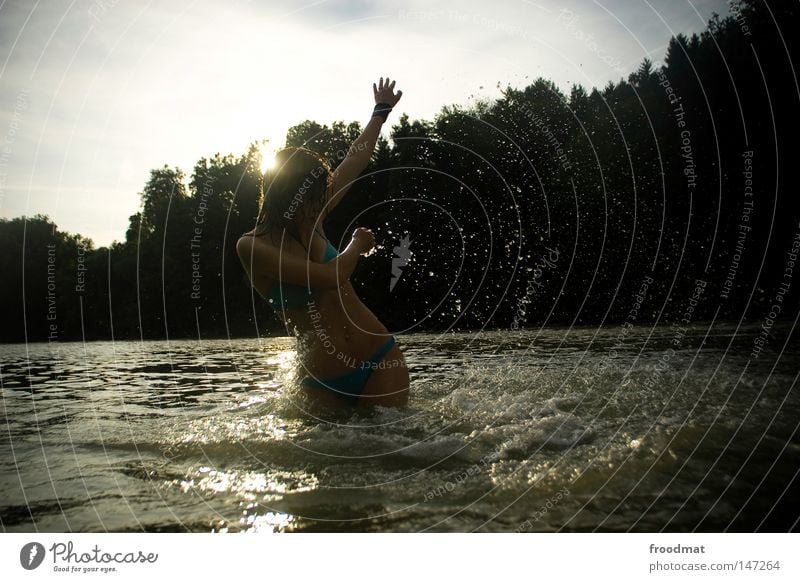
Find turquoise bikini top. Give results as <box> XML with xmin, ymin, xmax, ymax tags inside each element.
<box><xmin>264</xmin><ymin>229</ymin><xmax>338</xmax><ymax>311</ymax></box>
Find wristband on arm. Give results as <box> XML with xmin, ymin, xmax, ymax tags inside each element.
<box><xmin>372</xmin><ymin>102</ymin><xmax>393</xmax><ymax>122</ymax></box>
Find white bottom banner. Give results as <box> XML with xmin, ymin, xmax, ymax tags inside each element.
<box><xmin>1</xmin><ymin>533</ymin><xmax>797</xmax><ymax>581</ymax></box>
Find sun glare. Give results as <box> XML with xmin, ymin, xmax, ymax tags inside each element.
<box><xmin>259</xmin><ymin>146</ymin><xmax>276</xmax><ymax>173</ymax></box>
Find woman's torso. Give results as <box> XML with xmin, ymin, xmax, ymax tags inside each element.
<box><xmin>240</xmin><ymin>227</ymin><xmax>390</xmax><ymax>378</ymax></box>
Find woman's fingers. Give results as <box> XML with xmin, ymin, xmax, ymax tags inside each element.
<box><xmin>375</xmin><ymin>77</ymin><xmax>401</xmax><ymax>103</ymax></box>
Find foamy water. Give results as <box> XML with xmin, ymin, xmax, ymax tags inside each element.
<box><xmin>1</xmin><ymin>323</ymin><xmax>798</xmax><ymax>532</ymax></box>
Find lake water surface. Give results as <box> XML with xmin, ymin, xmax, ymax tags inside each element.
<box><xmin>1</xmin><ymin>323</ymin><xmax>798</xmax><ymax>532</ymax></box>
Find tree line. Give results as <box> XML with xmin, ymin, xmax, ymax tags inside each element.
<box><xmin>3</xmin><ymin>0</ymin><xmax>798</xmax><ymax>342</ymax></box>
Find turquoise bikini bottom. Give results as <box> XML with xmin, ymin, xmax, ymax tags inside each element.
<box><xmin>300</xmin><ymin>336</ymin><xmax>397</xmax><ymax>404</ymax></box>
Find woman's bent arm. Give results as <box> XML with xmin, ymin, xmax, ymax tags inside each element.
<box><xmin>236</xmin><ymin>236</ymin><xmax>364</xmax><ymax>290</ymax></box>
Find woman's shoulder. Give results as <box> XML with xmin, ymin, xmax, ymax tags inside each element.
<box><xmin>236</xmin><ymin>231</ymin><xmax>263</xmax><ymax>257</ymax></box>
<box><xmin>237</xmin><ymin>230</ymin><xmax>254</xmax><ymax>247</ymax></box>
<box><xmin>237</xmin><ymin>230</ymin><xmax>280</xmax><ymax>257</ymax></box>
<box><xmin>239</xmin><ymin>227</ymin><xmax>272</xmax><ymax>242</ymax></box>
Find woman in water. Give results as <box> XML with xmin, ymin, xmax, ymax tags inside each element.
<box><xmin>236</xmin><ymin>77</ymin><xmax>409</xmax><ymax>408</ymax></box>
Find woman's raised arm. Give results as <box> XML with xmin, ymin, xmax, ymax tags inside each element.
<box><xmin>326</xmin><ymin>77</ymin><xmax>403</xmax><ymax>212</ymax></box>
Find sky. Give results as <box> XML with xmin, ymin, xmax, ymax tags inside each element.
<box><xmin>0</xmin><ymin>0</ymin><xmax>732</xmax><ymax>246</ymax></box>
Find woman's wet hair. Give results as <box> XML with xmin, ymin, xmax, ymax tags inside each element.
<box><xmin>253</xmin><ymin>147</ymin><xmax>332</xmax><ymax>245</ymax></box>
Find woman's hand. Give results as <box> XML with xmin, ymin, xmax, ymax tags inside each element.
<box><xmin>351</xmin><ymin>227</ymin><xmax>376</xmax><ymax>255</ymax></box>
<box><xmin>373</xmin><ymin>77</ymin><xmax>403</xmax><ymax>107</ymax></box>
